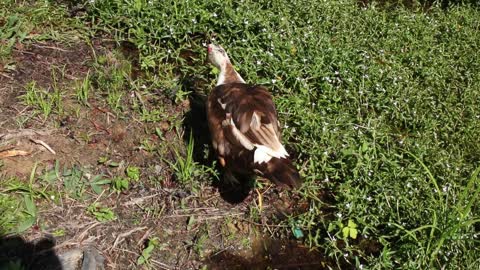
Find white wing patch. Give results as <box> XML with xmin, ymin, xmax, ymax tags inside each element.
<box><xmin>230</xmin><ymin>118</ymin><xmax>254</xmax><ymax>150</ymax></box>
<box><xmin>227</xmin><ymin>114</ymin><xmax>289</xmax><ymax>164</ymax></box>
<box><xmin>253</xmin><ymin>144</ymin><xmax>288</xmax><ymax>164</ymax></box>
<box><xmin>217</xmin><ymin>98</ymin><xmax>227</xmax><ymax>109</ymax></box>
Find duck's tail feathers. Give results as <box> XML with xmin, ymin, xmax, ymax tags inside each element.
<box><xmin>255</xmin><ymin>157</ymin><xmax>301</xmax><ymax>189</ymax></box>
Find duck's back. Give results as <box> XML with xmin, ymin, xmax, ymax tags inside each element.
<box><xmin>207</xmin><ymin>83</ymin><xmax>301</xmax><ymax>188</ymax></box>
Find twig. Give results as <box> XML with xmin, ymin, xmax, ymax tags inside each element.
<box><xmin>111</xmin><ymin>227</ymin><xmax>148</xmax><ymax>251</ymax></box>
<box><xmin>0</xmin><ymin>72</ymin><xmax>14</xmax><ymax>80</ymax></box>
<box><xmin>150</xmin><ymin>259</ymin><xmax>174</xmax><ymax>270</ymax></box>
<box><xmin>136</xmin><ymin>228</ymin><xmax>153</xmax><ymax>246</ymax></box>
<box><xmin>163</xmin><ymin>212</ymin><xmax>243</xmax><ymax>219</ymax></box>
<box><xmin>95</xmin><ymin>107</ymin><xmax>116</xmax><ymax>119</ymax></box>
<box><xmin>0</xmin><ymin>129</ymin><xmax>53</xmax><ymax>140</ymax></box>
<box><xmin>134</xmin><ymin>91</ymin><xmax>146</xmax><ymax>112</ymax></box>
<box><xmin>31</xmin><ymin>43</ymin><xmax>71</xmax><ymax>52</ymax></box>
<box><xmin>122</xmin><ymin>193</ymin><xmax>160</xmax><ymax>206</ymax></box>
<box><xmin>30</xmin><ymin>138</ymin><xmax>56</xmax><ymax>154</ymax></box>
<box><xmin>0</xmin><ymin>149</ymin><xmax>30</xmax><ymax>158</ymax></box>
<box><xmin>77</xmin><ymin>222</ymin><xmax>101</xmax><ymax>243</ymax></box>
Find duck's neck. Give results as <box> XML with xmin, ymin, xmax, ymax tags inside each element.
<box><xmin>217</xmin><ymin>61</ymin><xmax>245</xmax><ymax>86</ymax></box>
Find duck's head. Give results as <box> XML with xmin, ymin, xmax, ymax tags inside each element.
<box><xmin>207</xmin><ymin>44</ymin><xmax>230</xmax><ymax>69</ymax></box>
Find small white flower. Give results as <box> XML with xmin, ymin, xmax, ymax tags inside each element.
<box><xmin>256</xmin><ymin>60</ymin><xmax>262</xmax><ymax>65</ymax></box>
<box><xmin>271</xmin><ymin>79</ymin><xmax>277</xmax><ymax>84</ymax></box>
<box><xmin>212</xmin><ymin>12</ymin><xmax>217</xmax><ymax>17</ymax></box>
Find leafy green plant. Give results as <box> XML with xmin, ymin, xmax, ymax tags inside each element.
<box><xmin>87</xmin><ymin>203</ymin><xmax>116</xmax><ymax>222</ymax></box>
<box><xmin>62</xmin><ymin>166</ymin><xmax>88</xmax><ymax>199</ymax></box>
<box><xmin>137</xmin><ymin>237</ymin><xmax>163</xmax><ymax>266</ymax></box>
<box><xmin>0</xmin><ymin>193</ymin><xmax>24</xmax><ymax>236</ymax></box>
<box><xmin>112</xmin><ymin>177</ymin><xmax>129</xmax><ymax>193</ymax></box>
<box><xmin>126</xmin><ymin>166</ymin><xmax>141</xmax><ymax>181</ymax></box>
<box><xmin>89</xmin><ymin>175</ymin><xmax>111</xmax><ymax>195</ymax></box>
<box><xmin>17</xmin><ymin>194</ymin><xmax>37</xmax><ymax>233</ymax></box>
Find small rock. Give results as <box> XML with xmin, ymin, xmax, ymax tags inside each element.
<box><xmin>58</xmin><ymin>249</ymin><xmax>83</xmax><ymax>270</ymax></box>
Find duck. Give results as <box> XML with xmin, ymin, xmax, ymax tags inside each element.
<box><xmin>206</xmin><ymin>44</ymin><xmax>301</xmax><ymax>189</ymax></box>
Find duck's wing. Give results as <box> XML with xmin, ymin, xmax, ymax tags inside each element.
<box><xmin>212</xmin><ymin>83</ymin><xmax>288</xmax><ymax>164</ymax></box>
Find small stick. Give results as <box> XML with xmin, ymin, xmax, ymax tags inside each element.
<box><xmin>136</xmin><ymin>228</ymin><xmax>153</xmax><ymax>246</ymax></box>
<box><xmin>111</xmin><ymin>226</ymin><xmax>148</xmax><ymax>251</ymax></box>
<box><xmin>122</xmin><ymin>193</ymin><xmax>159</xmax><ymax>206</ymax></box>
<box><xmin>0</xmin><ymin>149</ymin><xmax>30</xmax><ymax>158</ymax></box>
<box><xmin>31</xmin><ymin>43</ymin><xmax>71</xmax><ymax>52</ymax></box>
<box><xmin>0</xmin><ymin>129</ymin><xmax>52</xmax><ymax>140</ymax></box>
<box><xmin>30</xmin><ymin>138</ymin><xmax>56</xmax><ymax>154</ymax></box>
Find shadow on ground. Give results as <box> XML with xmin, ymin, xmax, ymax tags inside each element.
<box><xmin>204</xmin><ymin>237</ymin><xmax>329</xmax><ymax>270</ymax></box>
<box><xmin>0</xmin><ymin>235</ymin><xmax>62</xmax><ymax>270</ymax></box>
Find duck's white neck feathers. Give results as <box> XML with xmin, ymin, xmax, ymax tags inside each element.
<box><xmin>208</xmin><ymin>44</ymin><xmax>245</xmax><ymax>86</ymax></box>
<box><xmin>217</xmin><ymin>61</ymin><xmax>245</xmax><ymax>86</ymax></box>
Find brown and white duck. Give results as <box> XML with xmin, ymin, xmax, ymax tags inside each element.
<box><xmin>206</xmin><ymin>44</ymin><xmax>301</xmax><ymax>189</ymax></box>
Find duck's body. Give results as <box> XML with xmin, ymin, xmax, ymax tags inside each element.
<box><xmin>206</xmin><ymin>44</ymin><xmax>301</xmax><ymax>189</ymax></box>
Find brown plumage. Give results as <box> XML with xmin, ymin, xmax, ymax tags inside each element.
<box><xmin>206</xmin><ymin>44</ymin><xmax>301</xmax><ymax>189</ymax></box>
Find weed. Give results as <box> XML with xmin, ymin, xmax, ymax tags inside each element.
<box><xmin>21</xmin><ymin>81</ymin><xmax>62</xmax><ymax>120</ymax></box>
<box><xmin>87</xmin><ymin>203</ymin><xmax>116</xmax><ymax>222</ymax></box>
<box><xmin>91</xmin><ymin>50</ymin><xmax>132</xmax><ymax>113</ymax></box>
<box><xmin>62</xmin><ymin>166</ymin><xmax>88</xmax><ymax>199</ymax></box>
<box><xmin>126</xmin><ymin>166</ymin><xmax>141</xmax><ymax>181</ymax></box>
<box><xmin>163</xmin><ymin>132</ymin><xmax>218</xmax><ymax>190</ymax></box>
<box><xmin>75</xmin><ymin>71</ymin><xmax>91</xmax><ymax>106</ymax></box>
<box><xmin>137</xmin><ymin>237</ymin><xmax>167</xmax><ymax>266</ymax></box>
<box><xmin>112</xmin><ymin>177</ymin><xmax>129</xmax><ymax>193</ymax></box>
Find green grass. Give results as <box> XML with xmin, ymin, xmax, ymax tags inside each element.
<box><xmin>21</xmin><ymin>81</ymin><xmax>63</xmax><ymax>120</ymax></box>
<box><xmin>87</xmin><ymin>0</ymin><xmax>480</xmax><ymax>268</ymax></box>
<box><xmin>0</xmin><ymin>0</ymin><xmax>89</xmax><ymax>62</ymax></box>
